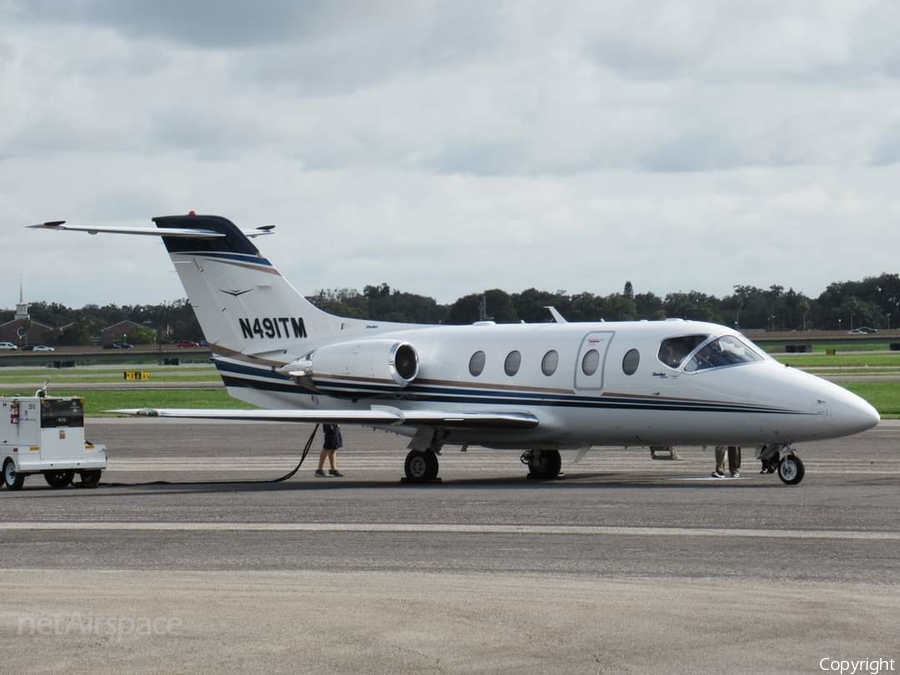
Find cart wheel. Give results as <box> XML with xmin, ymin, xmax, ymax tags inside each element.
<box><xmin>45</xmin><ymin>470</ymin><xmax>75</xmax><ymax>489</ymax></box>
<box><xmin>3</xmin><ymin>459</ymin><xmax>25</xmax><ymax>491</ymax></box>
<box><xmin>79</xmin><ymin>470</ymin><xmax>102</xmax><ymax>488</ymax></box>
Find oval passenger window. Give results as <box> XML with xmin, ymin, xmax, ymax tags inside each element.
<box><xmin>622</xmin><ymin>349</ymin><xmax>640</xmax><ymax>376</ymax></box>
<box><xmin>582</xmin><ymin>349</ymin><xmax>600</xmax><ymax>376</ymax></box>
<box><xmin>469</xmin><ymin>351</ymin><xmax>486</xmax><ymax>377</ymax></box>
<box><xmin>541</xmin><ymin>350</ymin><xmax>559</xmax><ymax>376</ymax></box>
<box><xmin>504</xmin><ymin>350</ymin><xmax>522</xmax><ymax>376</ymax></box>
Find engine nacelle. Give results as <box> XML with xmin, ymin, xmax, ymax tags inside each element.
<box><xmin>290</xmin><ymin>339</ymin><xmax>419</xmax><ymax>394</ymax></box>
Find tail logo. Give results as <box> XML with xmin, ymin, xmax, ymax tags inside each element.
<box><xmin>239</xmin><ymin>317</ymin><xmax>307</xmax><ymax>340</ymax></box>
<box><xmin>221</xmin><ymin>288</ymin><xmax>253</xmax><ymax>297</ymax></box>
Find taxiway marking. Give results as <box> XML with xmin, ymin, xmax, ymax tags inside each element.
<box><xmin>1</xmin><ymin>522</ymin><xmax>898</xmax><ymax>541</ymax></box>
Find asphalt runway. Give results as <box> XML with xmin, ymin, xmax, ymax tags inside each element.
<box><xmin>1</xmin><ymin>420</ymin><xmax>898</xmax><ymax>674</ymax></box>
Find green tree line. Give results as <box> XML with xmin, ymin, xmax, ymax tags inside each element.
<box><xmin>3</xmin><ymin>273</ymin><xmax>897</xmax><ymax>346</ymax></box>
<box><xmin>303</xmin><ymin>273</ymin><xmax>900</xmax><ymax>330</ymax></box>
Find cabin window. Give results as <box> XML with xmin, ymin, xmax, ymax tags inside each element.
<box><xmin>622</xmin><ymin>349</ymin><xmax>640</xmax><ymax>376</ymax></box>
<box><xmin>469</xmin><ymin>351</ymin><xmax>486</xmax><ymax>377</ymax></box>
<box><xmin>504</xmin><ymin>350</ymin><xmax>522</xmax><ymax>376</ymax></box>
<box><xmin>658</xmin><ymin>335</ymin><xmax>708</xmax><ymax>368</ymax></box>
<box><xmin>541</xmin><ymin>350</ymin><xmax>559</xmax><ymax>376</ymax></box>
<box><xmin>685</xmin><ymin>336</ymin><xmax>764</xmax><ymax>373</ymax></box>
<box><xmin>582</xmin><ymin>349</ymin><xmax>600</xmax><ymax>376</ymax></box>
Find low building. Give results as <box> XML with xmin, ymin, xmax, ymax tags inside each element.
<box><xmin>99</xmin><ymin>320</ymin><xmax>145</xmax><ymax>346</ymax></box>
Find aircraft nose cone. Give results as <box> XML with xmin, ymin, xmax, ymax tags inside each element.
<box><xmin>831</xmin><ymin>390</ymin><xmax>880</xmax><ymax>436</ymax></box>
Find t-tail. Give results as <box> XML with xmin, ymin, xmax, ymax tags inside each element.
<box><xmin>154</xmin><ymin>214</ymin><xmax>350</xmax><ymax>357</ymax></box>
<box><xmin>29</xmin><ymin>213</ymin><xmax>413</xmax><ymax>359</ymax></box>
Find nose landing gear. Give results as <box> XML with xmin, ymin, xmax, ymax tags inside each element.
<box><xmin>776</xmin><ymin>453</ymin><xmax>805</xmax><ymax>485</ymax></box>
<box><xmin>759</xmin><ymin>444</ymin><xmax>806</xmax><ymax>485</ymax></box>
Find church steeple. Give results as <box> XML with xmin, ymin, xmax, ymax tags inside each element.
<box><xmin>15</xmin><ymin>275</ymin><xmax>29</xmax><ymax>321</ymax></box>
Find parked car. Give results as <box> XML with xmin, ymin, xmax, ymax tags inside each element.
<box><xmin>848</xmin><ymin>327</ymin><xmax>879</xmax><ymax>334</ymax></box>
<box><xmin>176</xmin><ymin>340</ymin><xmax>200</xmax><ymax>348</ymax></box>
<box><xmin>22</xmin><ymin>345</ymin><xmax>55</xmax><ymax>351</ymax></box>
<box><xmin>0</xmin><ymin>342</ymin><xmax>17</xmax><ymax>350</ymax></box>
<box><xmin>104</xmin><ymin>342</ymin><xmax>134</xmax><ymax>349</ymax></box>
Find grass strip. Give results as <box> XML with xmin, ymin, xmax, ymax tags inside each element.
<box><xmin>50</xmin><ymin>389</ymin><xmax>256</xmax><ymax>416</ymax></box>
<box><xmin>842</xmin><ymin>382</ymin><xmax>900</xmax><ymax>419</ymax></box>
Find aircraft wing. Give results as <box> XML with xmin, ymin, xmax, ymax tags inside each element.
<box><xmin>28</xmin><ymin>221</ymin><xmax>274</xmax><ymax>238</ymax></box>
<box><xmin>108</xmin><ymin>407</ymin><xmax>540</xmax><ymax>430</ymax></box>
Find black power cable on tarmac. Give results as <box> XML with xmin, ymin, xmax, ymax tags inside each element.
<box><xmin>97</xmin><ymin>424</ymin><xmax>320</xmax><ymax>488</ymax></box>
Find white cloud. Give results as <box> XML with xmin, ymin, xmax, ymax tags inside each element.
<box><xmin>1</xmin><ymin>0</ymin><xmax>898</xmax><ymax>310</ymax></box>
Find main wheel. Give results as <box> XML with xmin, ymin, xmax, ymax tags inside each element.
<box><xmin>777</xmin><ymin>455</ymin><xmax>805</xmax><ymax>485</ymax></box>
<box><xmin>528</xmin><ymin>450</ymin><xmax>562</xmax><ymax>479</ymax></box>
<box><xmin>3</xmin><ymin>459</ymin><xmax>25</xmax><ymax>491</ymax></box>
<box><xmin>79</xmin><ymin>470</ymin><xmax>102</xmax><ymax>488</ymax></box>
<box><xmin>45</xmin><ymin>470</ymin><xmax>75</xmax><ymax>489</ymax></box>
<box><xmin>404</xmin><ymin>450</ymin><xmax>439</xmax><ymax>482</ymax></box>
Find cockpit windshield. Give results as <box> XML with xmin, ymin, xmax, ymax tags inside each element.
<box><xmin>684</xmin><ymin>335</ymin><xmax>764</xmax><ymax>372</ymax></box>
<box><xmin>658</xmin><ymin>335</ymin><xmax>708</xmax><ymax>368</ymax></box>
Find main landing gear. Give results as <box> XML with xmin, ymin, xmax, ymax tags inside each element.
<box><xmin>759</xmin><ymin>444</ymin><xmax>806</xmax><ymax>486</ymax></box>
<box><xmin>521</xmin><ymin>449</ymin><xmax>562</xmax><ymax>480</ymax></box>
<box><xmin>404</xmin><ymin>449</ymin><xmax>440</xmax><ymax>482</ymax></box>
<box><xmin>403</xmin><ymin>429</ymin><xmax>444</xmax><ymax>483</ymax></box>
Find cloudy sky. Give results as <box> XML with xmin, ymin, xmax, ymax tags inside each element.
<box><xmin>1</xmin><ymin>0</ymin><xmax>898</xmax><ymax>310</ymax></box>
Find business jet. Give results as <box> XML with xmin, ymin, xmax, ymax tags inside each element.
<box><xmin>30</xmin><ymin>214</ymin><xmax>880</xmax><ymax>485</ymax></box>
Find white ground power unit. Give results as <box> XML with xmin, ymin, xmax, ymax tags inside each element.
<box><xmin>1</xmin><ymin>396</ymin><xmax>106</xmax><ymax>490</ymax></box>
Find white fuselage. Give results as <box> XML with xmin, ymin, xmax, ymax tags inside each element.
<box><xmin>213</xmin><ymin>319</ymin><xmax>879</xmax><ymax>449</ymax></box>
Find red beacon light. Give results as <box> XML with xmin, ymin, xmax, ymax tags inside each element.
<box><xmin>188</xmin><ymin>210</ymin><xmax>196</xmax><ymax>216</ymax></box>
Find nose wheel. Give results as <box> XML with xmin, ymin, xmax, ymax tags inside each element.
<box><xmin>777</xmin><ymin>454</ymin><xmax>805</xmax><ymax>485</ymax></box>
<box><xmin>761</xmin><ymin>445</ymin><xmax>806</xmax><ymax>485</ymax></box>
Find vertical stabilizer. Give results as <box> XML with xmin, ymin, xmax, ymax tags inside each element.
<box><xmin>154</xmin><ymin>214</ymin><xmax>344</xmax><ymax>356</ymax></box>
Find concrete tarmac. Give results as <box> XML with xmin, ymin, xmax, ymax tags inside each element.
<box><xmin>1</xmin><ymin>420</ymin><xmax>898</xmax><ymax>674</ymax></box>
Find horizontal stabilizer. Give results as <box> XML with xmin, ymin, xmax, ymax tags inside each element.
<box><xmin>28</xmin><ymin>221</ymin><xmax>224</xmax><ymax>238</ymax></box>
<box><xmin>28</xmin><ymin>221</ymin><xmax>274</xmax><ymax>238</ymax></box>
<box><xmin>108</xmin><ymin>407</ymin><xmax>540</xmax><ymax>430</ymax></box>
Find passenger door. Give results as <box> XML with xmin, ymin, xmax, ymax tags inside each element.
<box><xmin>574</xmin><ymin>331</ymin><xmax>614</xmax><ymax>390</ymax></box>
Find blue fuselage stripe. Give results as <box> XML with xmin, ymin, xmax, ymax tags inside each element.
<box><xmin>214</xmin><ymin>360</ymin><xmax>806</xmax><ymax>416</ymax></box>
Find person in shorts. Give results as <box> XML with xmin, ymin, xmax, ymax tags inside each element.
<box><xmin>315</xmin><ymin>424</ymin><xmax>344</xmax><ymax>477</ymax></box>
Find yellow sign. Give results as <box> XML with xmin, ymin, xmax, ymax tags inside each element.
<box><xmin>124</xmin><ymin>371</ymin><xmax>151</xmax><ymax>381</ymax></box>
